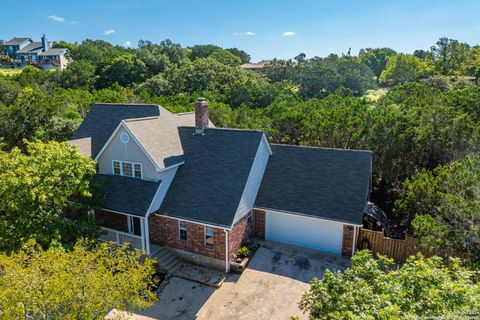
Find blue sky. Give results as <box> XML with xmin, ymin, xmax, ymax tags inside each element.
<box><xmin>2</xmin><ymin>0</ymin><xmax>480</xmax><ymax>61</ymax></box>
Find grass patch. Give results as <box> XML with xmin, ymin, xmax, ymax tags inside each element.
<box><xmin>364</xmin><ymin>88</ymin><xmax>388</xmax><ymax>102</ymax></box>
<box><xmin>0</xmin><ymin>68</ymin><xmax>22</xmax><ymax>76</ymax></box>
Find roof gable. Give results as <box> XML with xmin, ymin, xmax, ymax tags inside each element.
<box><xmin>70</xmin><ymin>104</ymin><xmax>161</xmax><ymax>158</ymax></box>
<box><xmin>5</xmin><ymin>37</ymin><xmax>31</xmax><ymax>45</ymax></box>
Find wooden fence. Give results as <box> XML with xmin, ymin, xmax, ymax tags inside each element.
<box><xmin>356</xmin><ymin>228</ymin><xmax>418</xmax><ymax>263</ymax></box>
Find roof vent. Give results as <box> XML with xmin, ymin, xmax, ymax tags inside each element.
<box><xmin>194</xmin><ymin>97</ymin><xmax>209</xmax><ymax>135</ymax></box>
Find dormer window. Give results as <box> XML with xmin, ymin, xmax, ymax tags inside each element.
<box><xmin>112</xmin><ymin>160</ymin><xmax>142</xmax><ymax>178</ymax></box>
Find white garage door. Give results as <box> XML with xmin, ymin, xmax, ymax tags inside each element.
<box><xmin>265</xmin><ymin>211</ymin><xmax>344</xmax><ymax>255</ymax></box>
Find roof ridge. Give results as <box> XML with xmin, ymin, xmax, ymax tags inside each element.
<box><xmin>271</xmin><ymin>143</ymin><xmax>372</xmax><ymax>154</ymax></box>
<box><xmin>94</xmin><ymin>102</ymin><xmax>160</xmax><ymax>107</ymax></box>
<box><xmin>179</xmin><ymin>126</ymin><xmax>265</xmax><ymax>134</ymax></box>
<box><xmin>123</xmin><ymin>116</ymin><xmax>159</xmax><ymax>122</ymax></box>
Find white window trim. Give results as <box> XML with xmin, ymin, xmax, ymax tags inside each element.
<box><xmin>128</xmin><ymin>216</ymin><xmax>141</xmax><ymax>236</ymax></box>
<box><xmin>204</xmin><ymin>226</ymin><xmax>214</xmax><ymax>249</ymax></box>
<box><xmin>111</xmin><ymin>160</ymin><xmax>143</xmax><ymax>178</ymax></box>
<box><xmin>179</xmin><ymin>220</ymin><xmax>187</xmax><ymax>241</ymax></box>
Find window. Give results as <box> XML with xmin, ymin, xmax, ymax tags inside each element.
<box><xmin>179</xmin><ymin>221</ymin><xmax>187</xmax><ymax>241</ymax></box>
<box><xmin>134</xmin><ymin>163</ymin><xmax>142</xmax><ymax>178</ymax></box>
<box><xmin>122</xmin><ymin>162</ymin><xmax>133</xmax><ymax>177</ymax></box>
<box><xmin>128</xmin><ymin>216</ymin><xmax>141</xmax><ymax>236</ymax></box>
<box><xmin>113</xmin><ymin>161</ymin><xmax>121</xmax><ymax>175</ymax></box>
<box><xmin>205</xmin><ymin>226</ymin><xmax>214</xmax><ymax>249</ymax></box>
<box><xmin>112</xmin><ymin>160</ymin><xmax>142</xmax><ymax>178</ymax></box>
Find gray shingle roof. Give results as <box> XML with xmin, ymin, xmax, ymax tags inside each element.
<box><xmin>70</xmin><ymin>104</ymin><xmax>161</xmax><ymax>158</ymax></box>
<box><xmin>94</xmin><ymin>174</ymin><xmax>161</xmax><ymax>217</ymax></box>
<box><xmin>255</xmin><ymin>144</ymin><xmax>372</xmax><ymax>225</ymax></box>
<box><xmin>39</xmin><ymin>48</ymin><xmax>68</xmax><ymax>56</ymax></box>
<box><xmin>158</xmin><ymin>127</ymin><xmax>264</xmax><ymax>228</ymax></box>
<box><xmin>16</xmin><ymin>42</ymin><xmax>43</xmax><ymax>54</ymax></box>
<box><xmin>5</xmin><ymin>37</ymin><xmax>31</xmax><ymax>45</ymax></box>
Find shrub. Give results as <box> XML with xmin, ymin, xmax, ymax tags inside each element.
<box><xmin>237</xmin><ymin>246</ymin><xmax>250</xmax><ymax>258</ymax></box>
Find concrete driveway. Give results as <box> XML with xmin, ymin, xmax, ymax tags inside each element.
<box><xmin>120</xmin><ymin>241</ymin><xmax>350</xmax><ymax>320</ymax></box>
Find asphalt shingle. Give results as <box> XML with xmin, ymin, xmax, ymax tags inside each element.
<box><xmin>94</xmin><ymin>174</ymin><xmax>161</xmax><ymax>217</ymax></box>
<box><xmin>255</xmin><ymin>144</ymin><xmax>372</xmax><ymax>225</ymax></box>
<box><xmin>158</xmin><ymin>127</ymin><xmax>264</xmax><ymax>227</ymax></box>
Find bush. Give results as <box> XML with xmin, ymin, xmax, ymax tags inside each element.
<box><xmin>237</xmin><ymin>246</ymin><xmax>250</xmax><ymax>258</ymax></box>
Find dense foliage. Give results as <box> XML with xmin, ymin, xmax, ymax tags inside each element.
<box><xmin>298</xmin><ymin>251</ymin><xmax>480</xmax><ymax>319</ymax></box>
<box><xmin>0</xmin><ymin>240</ymin><xmax>157</xmax><ymax>320</ymax></box>
<box><xmin>0</xmin><ymin>140</ymin><xmax>99</xmax><ymax>252</ymax></box>
<box><xmin>395</xmin><ymin>154</ymin><xmax>480</xmax><ymax>263</ymax></box>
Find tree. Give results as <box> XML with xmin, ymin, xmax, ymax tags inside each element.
<box><xmin>51</xmin><ymin>40</ymin><xmax>78</xmax><ymax>52</ymax></box>
<box><xmin>97</xmin><ymin>55</ymin><xmax>147</xmax><ymax>88</ymax></box>
<box><xmin>58</xmin><ymin>60</ymin><xmax>97</xmax><ymax>89</ymax></box>
<box><xmin>359</xmin><ymin>47</ymin><xmax>396</xmax><ymax>83</ymax></box>
<box><xmin>394</xmin><ymin>155</ymin><xmax>480</xmax><ymax>262</ymax></box>
<box><xmin>0</xmin><ymin>240</ymin><xmax>157</xmax><ymax>319</ymax></box>
<box><xmin>380</xmin><ymin>54</ymin><xmax>430</xmax><ymax>85</ymax></box>
<box><xmin>336</xmin><ymin>57</ymin><xmax>375</xmax><ymax>95</ymax></box>
<box><xmin>298</xmin><ymin>251</ymin><xmax>480</xmax><ymax>319</ymax></box>
<box><xmin>136</xmin><ymin>42</ymin><xmax>170</xmax><ymax>75</ymax></box>
<box><xmin>0</xmin><ymin>140</ymin><xmax>98</xmax><ymax>251</ymax></box>
<box><xmin>431</xmin><ymin>37</ymin><xmax>471</xmax><ymax>75</ymax></box>
<box><xmin>188</xmin><ymin>44</ymin><xmax>222</xmax><ymax>60</ymax></box>
<box><xmin>226</xmin><ymin>47</ymin><xmax>251</xmax><ymax>64</ymax></box>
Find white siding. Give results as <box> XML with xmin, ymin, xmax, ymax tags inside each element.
<box><xmin>232</xmin><ymin>136</ymin><xmax>270</xmax><ymax>225</ymax></box>
<box><xmin>265</xmin><ymin>210</ymin><xmax>344</xmax><ymax>255</ymax></box>
<box><xmin>147</xmin><ymin>166</ymin><xmax>178</xmax><ymax>214</ymax></box>
<box><xmin>97</xmin><ymin>126</ymin><xmax>161</xmax><ymax>180</ymax></box>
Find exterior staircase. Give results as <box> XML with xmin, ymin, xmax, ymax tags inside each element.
<box><xmin>151</xmin><ymin>246</ymin><xmax>183</xmax><ymax>273</ymax></box>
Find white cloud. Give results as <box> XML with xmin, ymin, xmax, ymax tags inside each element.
<box><xmin>103</xmin><ymin>29</ymin><xmax>116</xmax><ymax>35</ymax></box>
<box><xmin>123</xmin><ymin>40</ymin><xmax>132</xmax><ymax>47</ymax></box>
<box><xmin>234</xmin><ymin>31</ymin><xmax>256</xmax><ymax>36</ymax></box>
<box><xmin>48</xmin><ymin>15</ymin><xmax>65</xmax><ymax>23</ymax></box>
<box><xmin>283</xmin><ymin>31</ymin><xmax>297</xmax><ymax>37</ymax></box>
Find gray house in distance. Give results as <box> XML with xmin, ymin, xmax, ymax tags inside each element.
<box><xmin>4</xmin><ymin>37</ymin><xmax>33</xmax><ymax>58</ymax></box>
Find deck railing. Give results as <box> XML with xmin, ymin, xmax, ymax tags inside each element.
<box><xmin>99</xmin><ymin>227</ymin><xmax>144</xmax><ymax>251</ymax></box>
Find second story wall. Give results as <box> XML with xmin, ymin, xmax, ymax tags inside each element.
<box><xmin>97</xmin><ymin>126</ymin><xmax>161</xmax><ymax>181</ymax></box>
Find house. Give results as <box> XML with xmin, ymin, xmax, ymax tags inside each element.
<box><xmin>3</xmin><ymin>34</ymin><xmax>69</xmax><ymax>70</ymax></box>
<box><xmin>39</xmin><ymin>48</ymin><xmax>69</xmax><ymax>70</ymax></box>
<box><xmin>69</xmin><ymin>99</ymin><xmax>372</xmax><ymax>272</ymax></box>
<box><xmin>241</xmin><ymin>59</ymin><xmax>271</xmax><ymax>71</ymax></box>
<box><xmin>4</xmin><ymin>37</ymin><xmax>33</xmax><ymax>58</ymax></box>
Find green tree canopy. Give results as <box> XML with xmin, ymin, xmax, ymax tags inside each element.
<box><xmin>0</xmin><ymin>240</ymin><xmax>157</xmax><ymax>320</ymax></box>
<box><xmin>0</xmin><ymin>140</ymin><xmax>98</xmax><ymax>251</ymax></box>
<box><xmin>298</xmin><ymin>251</ymin><xmax>480</xmax><ymax>319</ymax></box>
<box><xmin>394</xmin><ymin>154</ymin><xmax>480</xmax><ymax>262</ymax></box>
<box><xmin>380</xmin><ymin>53</ymin><xmax>430</xmax><ymax>85</ymax></box>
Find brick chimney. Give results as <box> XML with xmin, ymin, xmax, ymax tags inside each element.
<box><xmin>195</xmin><ymin>97</ymin><xmax>209</xmax><ymax>135</ymax></box>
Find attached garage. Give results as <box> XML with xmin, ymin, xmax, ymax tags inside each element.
<box><xmin>265</xmin><ymin>210</ymin><xmax>344</xmax><ymax>255</ymax></box>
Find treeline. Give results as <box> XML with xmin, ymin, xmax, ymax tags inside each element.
<box><xmin>1</xmin><ymin>37</ymin><xmax>480</xmax><ymax>224</ymax></box>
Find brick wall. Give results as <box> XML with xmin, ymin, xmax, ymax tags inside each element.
<box><xmin>228</xmin><ymin>212</ymin><xmax>255</xmax><ymax>259</ymax></box>
<box><xmin>149</xmin><ymin>215</ymin><xmax>226</xmax><ymax>261</ymax></box>
<box><xmin>96</xmin><ymin>210</ymin><xmax>128</xmax><ymax>232</ymax></box>
<box><xmin>341</xmin><ymin>225</ymin><xmax>355</xmax><ymax>256</ymax></box>
<box><xmin>253</xmin><ymin>209</ymin><xmax>265</xmax><ymax>239</ymax></box>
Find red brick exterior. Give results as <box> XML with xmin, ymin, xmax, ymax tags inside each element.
<box><xmin>97</xmin><ymin>210</ymin><xmax>128</xmax><ymax>232</ymax></box>
<box><xmin>228</xmin><ymin>212</ymin><xmax>255</xmax><ymax>259</ymax></box>
<box><xmin>149</xmin><ymin>215</ymin><xmax>226</xmax><ymax>261</ymax></box>
<box><xmin>342</xmin><ymin>225</ymin><xmax>355</xmax><ymax>256</ymax></box>
<box><xmin>253</xmin><ymin>209</ymin><xmax>265</xmax><ymax>239</ymax></box>
<box><xmin>195</xmin><ymin>98</ymin><xmax>209</xmax><ymax>132</ymax></box>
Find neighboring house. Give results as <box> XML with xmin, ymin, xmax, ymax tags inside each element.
<box><xmin>3</xmin><ymin>34</ymin><xmax>69</xmax><ymax>70</ymax></box>
<box><xmin>241</xmin><ymin>59</ymin><xmax>271</xmax><ymax>71</ymax></box>
<box><xmin>69</xmin><ymin>99</ymin><xmax>372</xmax><ymax>272</ymax></box>
<box><xmin>39</xmin><ymin>48</ymin><xmax>69</xmax><ymax>70</ymax></box>
<box><xmin>4</xmin><ymin>37</ymin><xmax>33</xmax><ymax>58</ymax></box>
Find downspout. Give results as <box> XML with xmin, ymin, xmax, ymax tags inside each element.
<box><xmin>351</xmin><ymin>226</ymin><xmax>358</xmax><ymax>257</ymax></box>
<box><xmin>144</xmin><ymin>215</ymin><xmax>151</xmax><ymax>255</ymax></box>
<box><xmin>224</xmin><ymin>229</ymin><xmax>230</xmax><ymax>273</ymax></box>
